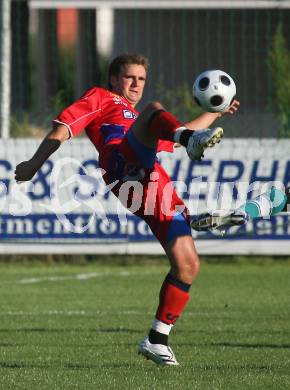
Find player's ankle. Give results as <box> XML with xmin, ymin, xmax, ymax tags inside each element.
<box><xmin>149</xmin><ymin>318</ymin><xmax>173</xmax><ymax>345</ymax></box>
<box><xmin>148</xmin><ymin>328</ymin><xmax>169</xmax><ymax>345</ymax></box>
<box><xmin>174</xmin><ymin>127</ymin><xmax>192</xmax><ymax>147</ymax></box>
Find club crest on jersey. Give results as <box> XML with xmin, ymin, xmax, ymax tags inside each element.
<box><xmin>123</xmin><ymin>109</ymin><xmax>137</xmax><ymax>120</ymax></box>
<box><xmin>112</xmin><ymin>95</ymin><xmax>128</xmax><ymax>107</ymax></box>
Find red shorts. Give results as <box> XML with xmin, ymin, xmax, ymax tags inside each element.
<box><xmin>100</xmin><ymin>132</ymin><xmax>191</xmax><ymax>246</ymax></box>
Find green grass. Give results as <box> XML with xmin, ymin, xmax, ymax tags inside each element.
<box><xmin>0</xmin><ymin>260</ymin><xmax>290</xmax><ymax>389</ymax></box>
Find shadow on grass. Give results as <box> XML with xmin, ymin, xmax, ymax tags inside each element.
<box><xmin>0</xmin><ymin>361</ymin><xmax>286</xmax><ymax>371</ymax></box>
<box><xmin>212</xmin><ymin>342</ymin><xmax>290</xmax><ymax>349</ymax></box>
<box><xmin>0</xmin><ymin>362</ymin><xmax>137</xmax><ymax>369</ymax></box>
<box><xmin>0</xmin><ymin>343</ymin><xmax>16</xmax><ymax>347</ymax></box>
<box><xmin>177</xmin><ymin>341</ymin><xmax>290</xmax><ymax>350</ymax></box>
<box><xmin>0</xmin><ymin>327</ymin><xmax>142</xmax><ymax>334</ymax></box>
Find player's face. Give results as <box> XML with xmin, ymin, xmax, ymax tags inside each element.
<box><xmin>110</xmin><ymin>64</ymin><xmax>147</xmax><ymax>107</ymax></box>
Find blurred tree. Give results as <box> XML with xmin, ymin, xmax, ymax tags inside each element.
<box><xmin>11</xmin><ymin>0</ymin><xmax>30</xmax><ymax>112</ymax></box>
<box><xmin>37</xmin><ymin>9</ymin><xmax>59</xmax><ymax>113</ymax></box>
<box><xmin>76</xmin><ymin>9</ymin><xmax>100</xmax><ymax>98</ymax></box>
<box><xmin>156</xmin><ymin>83</ymin><xmax>202</xmax><ymax>122</ymax></box>
<box><xmin>268</xmin><ymin>23</ymin><xmax>290</xmax><ymax>137</ymax></box>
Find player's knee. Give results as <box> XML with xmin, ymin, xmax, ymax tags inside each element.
<box><xmin>172</xmin><ymin>252</ymin><xmax>200</xmax><ymax>282</ymax></box>
<box><xmin>144</xmin><ymin>101</ymin><xmax>165</xmax><ymax>119</ymax></box>
<box><xmin>186</xmin><ymin>253</ymin><xmax>200</xmax><ymax>279</ymax></box>
<box><xmin>146</xmin><ymin>101</ymin><xmax>164</xmax><ymax>111</ymax></box>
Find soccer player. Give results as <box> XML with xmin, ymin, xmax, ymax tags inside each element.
<box><xmin>15</xmin><ymin>53</ymin><xmax>239</xmax><ymax>366</ymax></box>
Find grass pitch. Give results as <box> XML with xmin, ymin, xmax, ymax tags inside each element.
<box><xmin>0</xmin><ymin>259</ymin><xmax>290</xmax><ymax>389</ymax></box>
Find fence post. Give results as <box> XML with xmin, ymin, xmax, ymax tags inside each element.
<box><xmin>0</xmin><ymin>0</ymin><xmax>11</xmax><ymax>138</ymax></box>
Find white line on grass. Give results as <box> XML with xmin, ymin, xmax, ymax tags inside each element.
<box><xmin>15</xmin><ymin>270</ymin><xmax>155</xmax><ymax>284</ymax></box>
<box><xmin>17</xmin><ymin>272</ymin><xmax>104</xmax><ymax>284</ymax></box>
<box><xmin>1</xmin><ymin>309</ymin><xmax>206</xmax><ymax>317</ymax></box>
<box><xmin>2</xmin><ymin>309</ymin><xmax>150</xmax><ymax>316</ymax></box>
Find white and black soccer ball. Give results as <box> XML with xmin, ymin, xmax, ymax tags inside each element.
<box><xmin>192</xmin><ymin>70</ymin><xmax>236</xmax><ymax>113</ymax></box>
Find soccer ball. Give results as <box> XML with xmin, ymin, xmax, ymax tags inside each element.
<box><xmin>192</xmin><ymin>70</ymin><xmax>236</xmax><ymax>113</ymax></box>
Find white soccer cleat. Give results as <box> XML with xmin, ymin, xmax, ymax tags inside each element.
<box><xmin>186</xmin><ymin>127</ymin><xmax>223</xmax><ymax>160</ymax></box>
<box><xmin>191</xmin><ymin>210</ymin><xmax>248</xmax><ymax>232</ymax></box>
<box><xmin>138</xmin><ymin>337</ymin><xmax>179</xmax><ymax>366</ymax></box>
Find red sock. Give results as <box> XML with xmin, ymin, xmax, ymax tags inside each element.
<box><xmin>155</xmin><ymin>274</ymin><xmax>191</xmax><ymax>325</ymax></box>
<box><xmin>149</xmin><ymin>110</ymin><xmax>182</xmax><ymax>142</ymax></box>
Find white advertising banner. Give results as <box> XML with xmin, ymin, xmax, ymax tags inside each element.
<box><xmin>0</xmin><ymin>138</ymin><xmax>289</xmax><ymax>255</ymax></box>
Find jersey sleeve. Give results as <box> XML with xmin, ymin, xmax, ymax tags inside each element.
<box><xmin>157</xmin><ymin>140</ymin><xmax>175</xmax><ymax>153</ymax></box>
<box><xmin>53</xmin><ymin>87</ymin><xmax>102</xmax><ymax>137</ymax></box>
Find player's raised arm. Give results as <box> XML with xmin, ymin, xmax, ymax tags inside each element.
<box><xmin>184</xmin><ymin>100</ymin><xmax>240</xmax><ymax>130</ymax></box>
<box><xmin>14</xmin><ymin>123</ymin><xmax>70</xmax><ymax>183</ymax></box>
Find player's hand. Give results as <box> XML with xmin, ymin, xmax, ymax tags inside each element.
<box><xmin>15</xmin><ymin>160</ymin><xmax>38</xmax><ymax>183</ymax></box>
<box><xmin>221</xmin><ymin>99</ymin><xmax>240</xmax><ymax>116</ymax></box>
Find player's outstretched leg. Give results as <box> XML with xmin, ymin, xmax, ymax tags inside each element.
<box><xmin>238</xmin><ymin>186</ymin><xmax>287</xmax><ymax>218</ymax></box>
<box><xmin>191</xmin><ymin>186</ymin><xmax>288</xmax><ymax>232</ymax></box>
<box><xmin>130</xmin><ymin>102</ymin><xmax>223</xmax><ymax>161</ymax></box>
<box><xmin>191</xmin><ymin>209</ymin><xmax>248</xmax><ymax>232</ymax></box>
<box><xmin>282</xmin><ymin>186</ymin><xmax>290</xmax><ymax>212</ymax></box>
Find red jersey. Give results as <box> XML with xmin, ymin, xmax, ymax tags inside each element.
<box><xmin>54</xmin><ymin>87</ymin><xmax>174</xmax><ymax>156</ymax></box>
